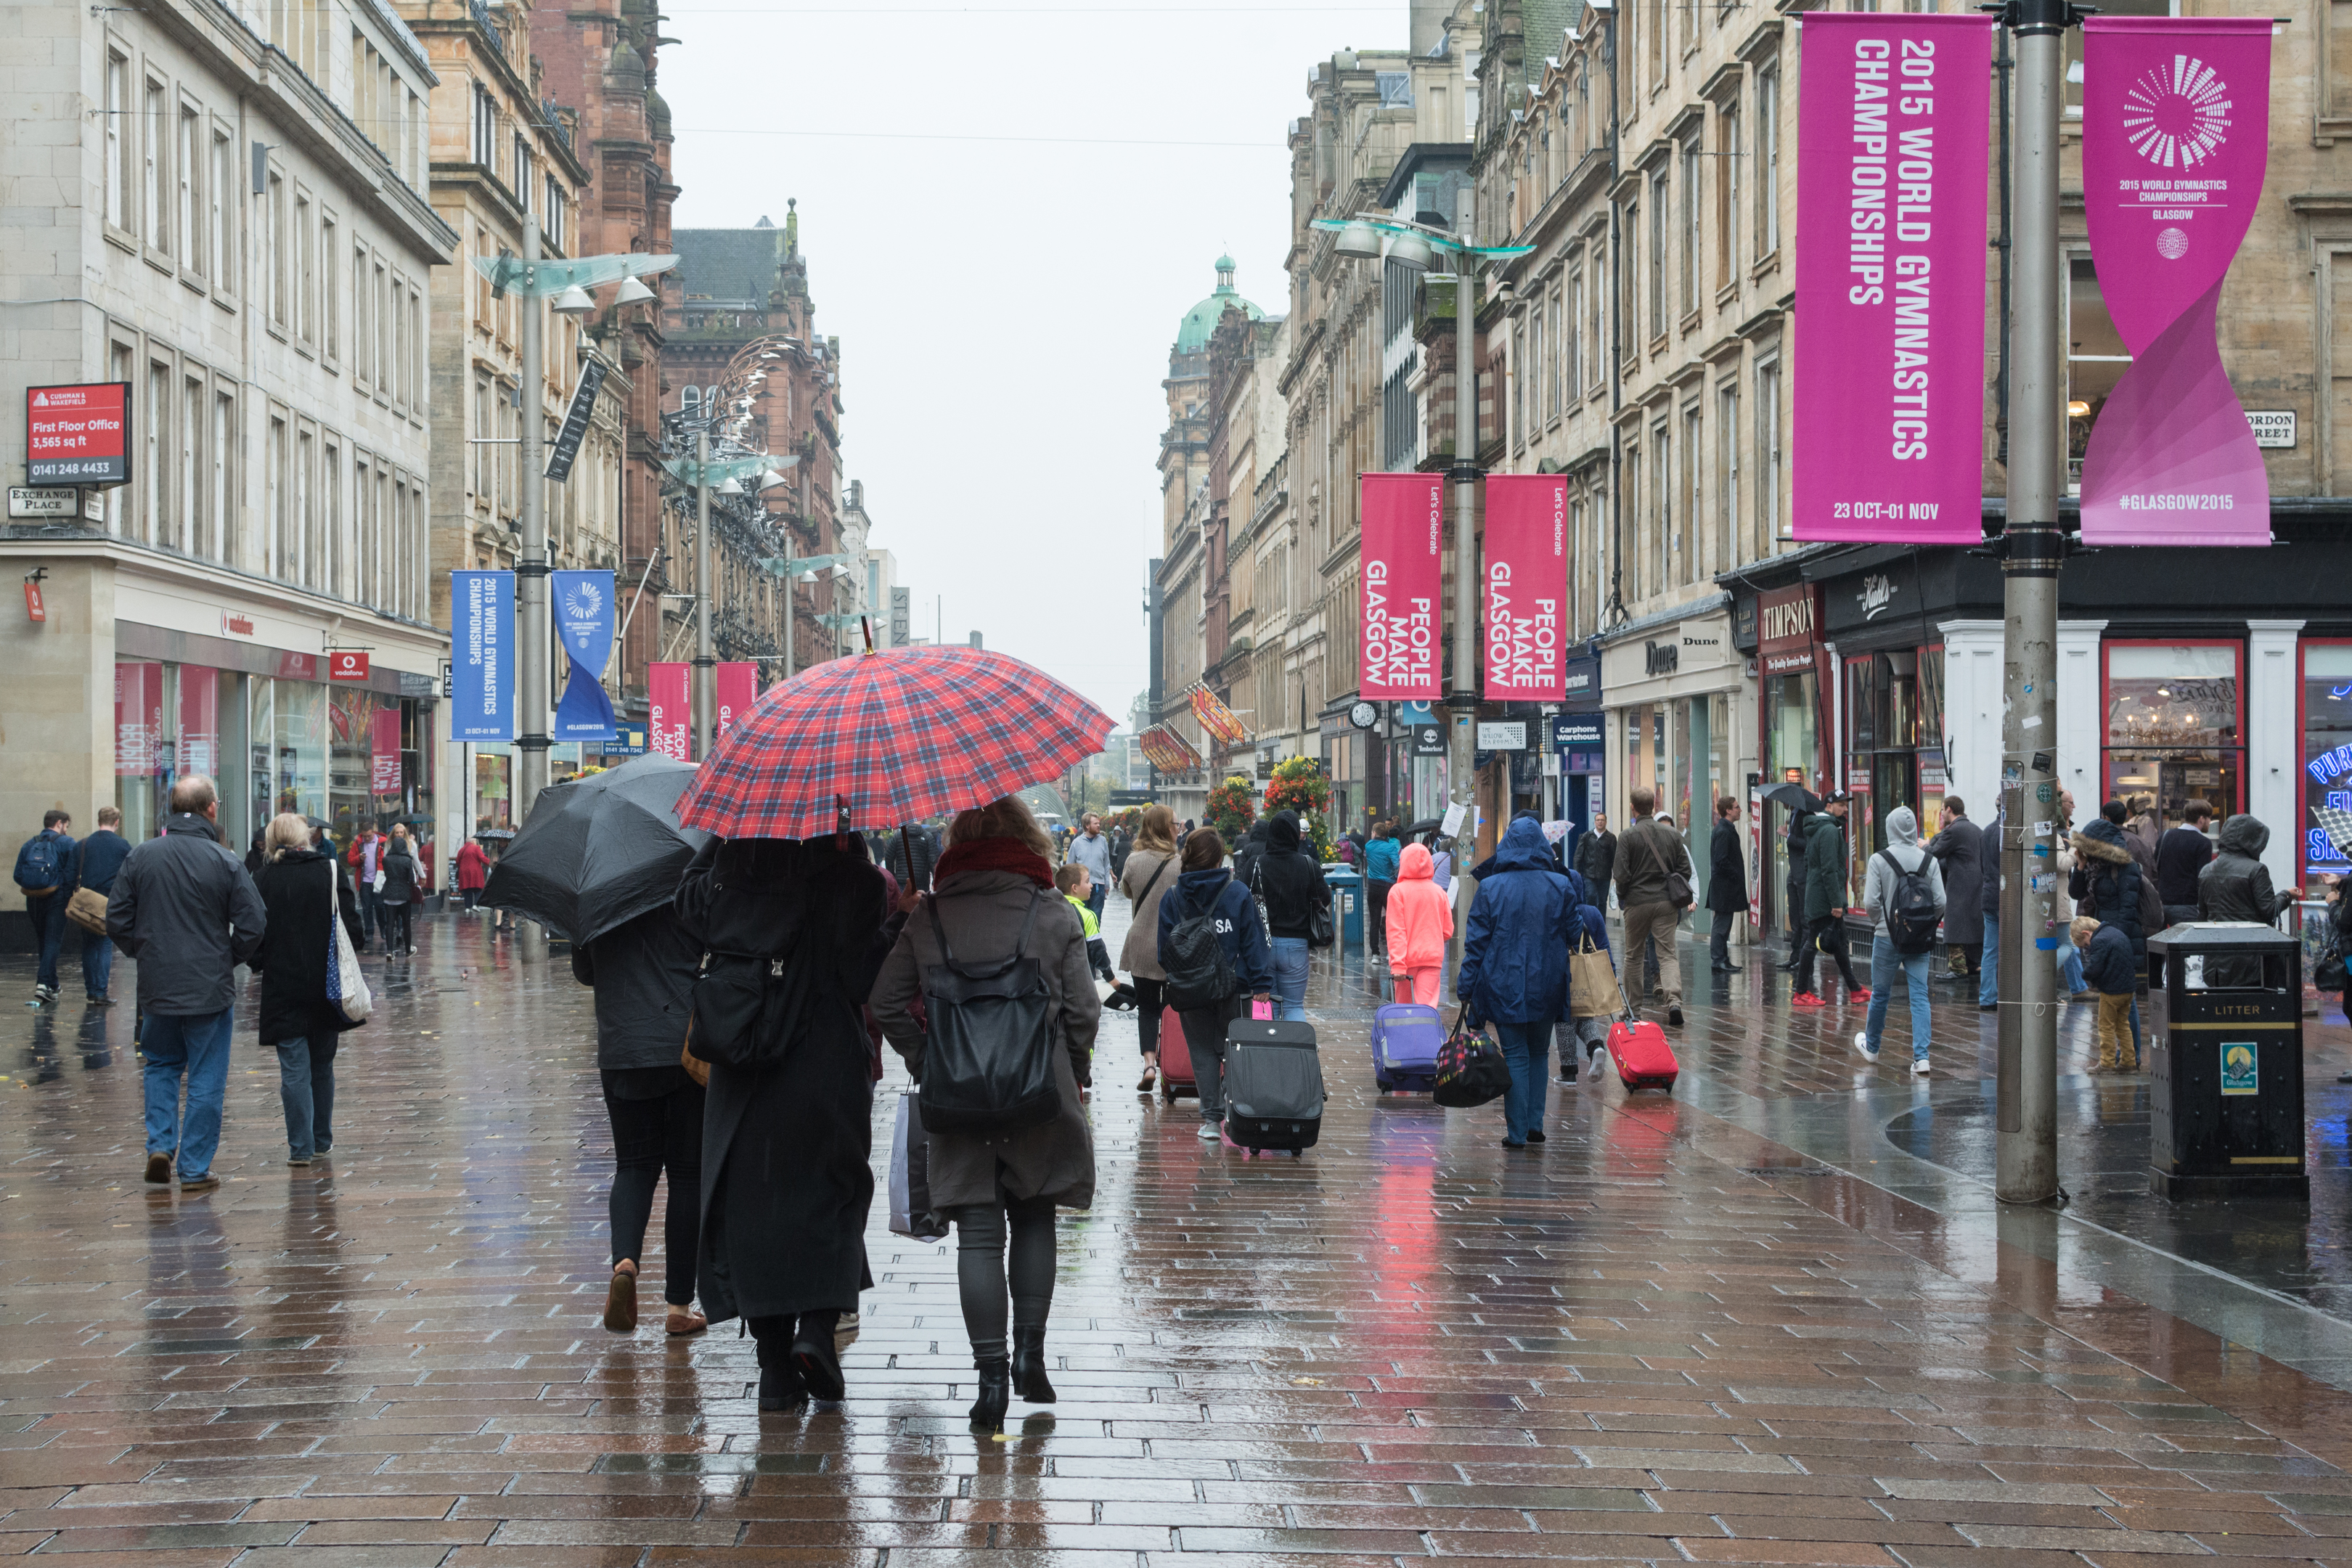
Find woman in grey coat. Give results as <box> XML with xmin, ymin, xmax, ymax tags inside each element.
<box><xmin>1116</xmin><ymin>804</ymin><xmax>1180</xmax><ymax>1092</ymax></box>
<box><xmin>870</xmin><ymin>795</ymin><xmax>1101</xmax><ymax>1430</ymax></box>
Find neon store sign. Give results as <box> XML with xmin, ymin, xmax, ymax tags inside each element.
<box><xmin>2307</xmin><ymin>746</ymin><xmax>2352</xmax><ymax>866</ymax></box>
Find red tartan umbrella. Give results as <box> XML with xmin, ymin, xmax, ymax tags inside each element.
<box><xmin>674</xmin><ymin>645</ymin><xmax>1115</xmax><ymax>839</ymax></box>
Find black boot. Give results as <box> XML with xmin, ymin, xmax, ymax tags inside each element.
<box><xmin>757</xmin><ymin>1364</ymin><xmax>807</xmax><ymax>1413</ymax></box>
<box><xmin>791</xmin><ymin>1315</ymin><xmax>846</xmax><ymax>1403</ymax></box>
<box><xmin>969</xmin><ymin>1357</ymin><xmax>1010</xmax><ymax>1428</ymax></box>
<box><xmin>1010</xmin><ymin>1326</ymin><xmax>1055</xmax><ymax>1404</ymax></box>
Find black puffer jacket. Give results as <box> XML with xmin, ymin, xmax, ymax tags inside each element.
<box><xmin>2070</xmin><ymin>818</ymin><xmax>2147</xmax><ymax>960</ymax></box>
<box><xmin>571</xmin><ymin>903</ymin><xmax>701</xmax><ymax>1072</ymax></box>
<box><xmin>1254</xmin><ymin>811</ymin><xmax>1328</xmax><ymax>940</ymax></box>
<box><xmin>2198</xmin><ymin>814</ymin><xmax>2294</xmax><ymax>926</ymax></box>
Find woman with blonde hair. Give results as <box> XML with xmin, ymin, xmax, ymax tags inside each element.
<box><xmin>871</xmin><ymin>794</ymin><xmax>1101</xmax><ymax>1429</ymax></box>
<box><xmin>1117</xmin><ymin>803</ymin><xmax>1180</xmax><ymax>1091</ymax></box>
<box><xmin>248</xmin><ymin>812</ymin><xmax>366</xmax><ymax>1165</ymax></box>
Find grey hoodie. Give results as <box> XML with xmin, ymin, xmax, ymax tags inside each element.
<box><xmin>1861</xmin><ymin>805</ymin><xmax>1946</xmax><ymax>944</ymax></box>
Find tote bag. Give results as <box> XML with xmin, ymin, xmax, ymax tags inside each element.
<box><xmin>1568</xmin><ymin>932</ymin><xmax>1622</xmax><ymax>1021</ymax></box>
<box><xmin>888</xmin><ymin>1090</ymin><xmax>950</xmax><ymax>1241</ymax></box>
<box><xmin>324</xmin><ymin>865</ymin><xmax>373</xmax><ymax>1024</ymax></box>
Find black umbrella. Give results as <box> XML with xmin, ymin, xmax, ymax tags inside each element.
<box><xmin>1760</xmin><ymin>780</ymin><xmax>1822</xmax><ymax>812</ymax></box>
<box><xmin>1401</xmin><ymin>817</ymin><xmax>1444</xmax><ymax>838</ymax></box>
<box><xmin>478</xmin><ymin>754</ymin><xmax>709</xmax><ymax>944</ymax></box>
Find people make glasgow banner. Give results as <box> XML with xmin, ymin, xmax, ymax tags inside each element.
<box><xmin>452</xmin><ymin>570</ymin><xmax>515</xmax><ymax>741</ymax></box>
<box><xmin>1357</xmin><ymin>473</ymin><xmax>1443</xmax><ymax>702</ymax></box>
<box><xmin>552</xmin><ymin>569</ymin><xmax>617</xmax><ymax>743</ymax></box>
<box><xmin>2078</xmin><ymin>18</ymin><xmax>2272</xmax><ymax>546</ymax></box>
<box><xmin>1483</xmin><ymin>474</ymin><xmax>1566</xmax><ymax>702</ymax></box>
<box><xmin>1792</xmin><ymin>12</ymin><xmax>1993</xmax><ymax>545</ymax></box>
<box><xmin>648</xmin><ymin>661</ymin><xmax>690</xmax><ymax>761</ymax></box>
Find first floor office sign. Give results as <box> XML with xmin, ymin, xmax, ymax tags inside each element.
<box><xmin>451</xmin><ymin>570</ymin><xmax>515</xmax><ymax>741</ymax></box>
<box><xmin>1792</xmin><ymin>12</ymin><xmax>1993</xmax><ymax>544</ymax></box>
<box><xmin>1357</xmin><ymin>473</ymin><xmax>1443</xmax><ymax>702</ymax></box>
<box><xmin>2078</xmin><ymin>17</ymin><xmax>2273</xmax><ymax>545</ymax></box>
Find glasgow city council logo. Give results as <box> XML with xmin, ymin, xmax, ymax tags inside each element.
<box><xmin>2121</xmin><ymin>54</ymin><xmax>2232</xmax><ymax>168</ymax></box>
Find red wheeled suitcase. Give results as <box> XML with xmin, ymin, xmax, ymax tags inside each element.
<box><xmin>1609</xmin><ymin>1018</ymin><xmax>1679</xmax><ymax>1092</ymax></box>
<box><xmin>1158</xmin><ymin>1015</ymin><xmax>1197</xmax><ymax>1102</ymax></box>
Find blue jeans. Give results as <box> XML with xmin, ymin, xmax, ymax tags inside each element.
<box><xmin>1270</xmin><ymin>936</ymin><xmax>1309</xmax><ymax>1021</ymax></box>
<box><xmin>1494</xmin><ymin>1021</ymin><xmax>1551</xmax><ymax>1143</ymax></box>
<box><xmin>142</xmin><ymin>1008</ymin><xmax>234</xmax><ymax>1179</ymax></box>
<box><xmin>82</xmin><ymin>930</ymin><xmax>115</xmax><ymax>999</ymax></box>
<box><xmin>29</xmin><ymin>892</ymin><xmax>65</xmax><ymax>991</ymax></box>
<box><xmin>1086</xmin><ymin>884</ymin><xmax>1108</xmax><ymax>923</ymax></box>
<box><xmin>1865</xmin><ymin>934</ymin><xmax>1933</xmax><ymax>1061</ymax></box>
<box><xmin>2057</xmin><ymin>939</ymin><xmax>2085</xmax><ymax>995</ymax></box>
<box><xmin>275</xmin><ymin>1036</ymin><xmax>337</xmax><ymax>1160</ymax></box>
<box><xmin>1980</xmin><ymin>910</ymin><xmax>2001</xmax><ymax>1007</ymax></box>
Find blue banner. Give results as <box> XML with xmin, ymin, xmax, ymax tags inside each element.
<box><xmin>552</xmin><ymin>569</ymin><xmax>616</xmax><ymax>741</ymax></box>
<box><xmin>452</xmin><ymin>570</ymin><xmax>515</xmax><ymax>741</ymax></box>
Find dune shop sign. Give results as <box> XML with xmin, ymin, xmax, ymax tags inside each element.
<box><xmin>1757</xmin><ymin>583</ymin><xmax>1822</xmax><ymax>675</ymax></box>
<box><xmin>1792</xmin><ymin>14</ymin><xmax>1993</xmax><ymax>545</ymax></box>
<box><xmin>1357</xmin><ymin>473</ymin><xmax>1443</xmax><ymax>702</ymax></box>
<box><xmin>26</xmin><ymin>383</ymin><xmax>131</xmax><ymax>485</ymax></box>
<box><xmin>1483</xmin><ymin>474</ymin><xmax>1567</xmax><ymax>701</ymax></box>
<box><xmin>2078</xmin><ymin>19</ymin><xmax>2273</xmax><ymax>545</ymax></box>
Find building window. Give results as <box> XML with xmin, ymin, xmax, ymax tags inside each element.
<box><xmin>2105</xmin><ymin>642</ymin><xmax>2242</xmax><ymax>820</ymax></box>
<box><xmin>268</xmin><ymin>414</ymin><xmax>288</xmax><ymax>578</ymax></box>
<box><xmin>179</xmin><ymin>372</ymin><xmax>200</xmax><ymax>553</ymax></box>
<box><xmin>322</xmin><ymin>211</ymin><xmax>338</xmax><ymax>362</ymax></box>
<box><xmin>1757</xmin><ymin>359</ymin><xmax>1781</xmax><ymax>547</ymax></box>
<box><xmin>513</xmin><ymin>131</ymin><xmax>531</xmax><ymax>210</ymax></box>
<box><xmin>1718</xmin><ymin>101</ymin><xmax>1741</xmax><ymax>287</ymax></box>
<box><xmin>211</xmin><ymin>390</ymin><xmax>234</xmax><ymax>562</ymax></box>
<box><xmin>144</xmin><ymin>78</ymin><xmax>168</xmax><ymax>252</ymax></box>
<box><xmin>211</xmin><ymin>128</ymin><xmax>233</xmax><ymax>290</ymax></box>
<box><xmin>1716</xmin><ymin>380</ymin><xmax>1739</xmax><ymax>570</ymax></box>
<box><xmin>1757</xmin><ymin>64</ymin><xmax>1781</xmax><ymax>257</ymax></box>
<box><xmin>1545</xmin><ymin>285</ymin><xmax>1562</xmax><ymax>419</ymax></box>
<box><xmin>544</xmin><ymin>175</ymin><xmax>565</xmax><ymax>250</ymax></box>
<box><xmin>177</xmin><ymin>105</ymin><xmax>198</xmax><ymax>277</ymax></box>
<box><xmin>268</xmin><ymin>171</ymin><xmax>287</xmax><ymax>327</ymax></box>
<box><xmin>1621</xmin><ymin>198</ymin><xmax>1639</xmax><ymax>362</ymax></box>
<box><xmin>473</xmin><ymin>83</ymin><xmax>496</xmax><ymax>168</ymax></box>
<box><xmin>1681</xmin><ymin>137</ymin><xmax>1700</xmax><ymax>318</ymax></box>
<box><xmin>1511</xmin><ymin>322</ymin><xmax>1527</xmax><ymax>447</ymax></box>
<box><xmin>295</xmin><ymin>191</ymin><xmax>314</xmax><ymax>344</ymax></box>
<box><xmin>105</xmin><ymin>53</ymin><xmax>129</xmax><ymax>231</ymax></box>
<box><xmin>144</xmin><ymin>361</ymin><xmax>168</xmax><ymax>546</ymax></box>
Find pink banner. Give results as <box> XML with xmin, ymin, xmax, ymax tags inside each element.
<box><xmin>113</xmin><ymin>662</ymin><xmax>161</xmax><ymax>777</ymax></box>
<box><xmin>715</xmin><ymin>662</ymin><xmax>759</xmax><ymax>738</ymax></box>
<box><xmin>1793</xmin><ymin>13</ymin><xmax>1993</xmax><ymax>544</ymax></box>
<box><xmin>2079</xmin><ymin>19</ymin><xmax>2271</xmax><ymax>546</ymax></box>
<box><xmin>369</xmin><ymin>708</ymin><xmax>401</xmax><ymax>795</ymax></box>
<box><xmin>1483</xmin><ymin>473</ymin><xmax>1566</xmax><ymax>701</ymax></box>
<box><xmin>1358</xmin><ymin>473</ymin><xmax>1443</xmax><ymax>702</ymax></box>
<box><xmin>648</xmin><ymin>661</ymin><xmax>690</xmax><ymax>761</ymax></box>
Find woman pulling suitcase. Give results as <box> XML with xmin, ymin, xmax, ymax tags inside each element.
<box><xmin>1156</xmin><ymin>828</ymin><xmax>1275</xmax><ymax>1144</ymax></box>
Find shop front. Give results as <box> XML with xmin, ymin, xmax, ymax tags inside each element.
<box><xmin>1751</xmin><ymin>581</ymin><xmax>1829</xmax><ymax>932</ymax></box>
<box><xmin>1548</xmin><ymin>650</ymin><xmax>1604</xmax><ymax>836</ymax></box>
<box><xmin>1599</xmin><ymin>597</ymin><xmax>1749</xmax><ymax>912</ymax></box>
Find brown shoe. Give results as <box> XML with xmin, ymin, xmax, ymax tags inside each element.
<box><xmin>179</xmin><ymin>1175</ymin><xmax>219</xmax><ymax>1195</ymax></box>
<box><xmin>603</xmin><ymin>1264</ymin><xmax>639</xmax><ymax>1333</ymax></box>
<box><xmin>144</xmin><ymin>1153</ymin><xmax>171</xmax><ymax>1185</ymax></box>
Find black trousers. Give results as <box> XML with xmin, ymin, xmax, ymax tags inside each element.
<box><xmin>380</xmin><ymin>901</ymin><xmax>412</xmax><ymax>951</ymax></box>
<box><xmin>602</xmin><ymin>1076</ymin><xmax>706</xmax><ymax>1305</ymax></box>
<box><xmin>1710</xmin><ymin>907</ymin><xmax>1737</xmax><ymax>968</ymax></box>
<box><xmin>1797</xmin><ymin>915</ymin><xmax>1860</xmax><ymax>995</ymax></box>
<box><xmin>1133</xmin><ymin>976</ymin><xmax>1165</xmax><ymax>1058</ymax></box>
<box><xmin>1366</xmin><ymin>879</ymin><xmax>1394</xmax><ymax>950</ymax></box>
<box><xmin>950</xmin><ymin>1192</ymin><xmax>1057</xmax><ymax>1363</ymax></box>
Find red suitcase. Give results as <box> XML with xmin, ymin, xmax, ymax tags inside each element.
<box><xmin>1609</xmin><ymin>1018</ymin><xmax>1679</xmax><ymax>1093</ymax></box>
<box><xmin>1158</xmin><ymin>1015</ymin><xmax>1198</xmax><ymax>1102</ymax></box>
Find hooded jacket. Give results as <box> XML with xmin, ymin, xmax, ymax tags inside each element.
<box><xmin>1232</xmin><ymin>819</ymin><xmax>1271</xmax><ymax>892</ymax></box>
<box><xmin>2198</xmin><ymin>814</ymin><xmax>2294</xmax><ymax>926</ymax></box>
<box><xmin>1861</xmin><ymin>806</ymin><xmax>1945</xmax><ymax>943</ymax></box>
<box><xmin>1802</xmin><ymin>810</ymin><xmax>1850</xmax><ymax>921</ymax></box>
<box><xmin>1456</xmin><ymin>817</ymin><xmax>1579</xmax><ymax>1025</ymax></box>
<box><xmin>1158</xmin><ymin>865</ymin><xmax>1275</xmax><ymax>999</ymax></box>
<box><xmin>1384</xmin><ymin>842</ymin><xmax>1454</xmax><ymax>971</ymax></box>
<box><xmin>1254</xmin><ymin>811</ymin><xmax>1327</xmax><ymax>940</ymax></box>
<box><xmin>2078</xmin><ymin>920</ymin><xmax>2138</xmax><ymax>995</ymax></box>
<box><xmin>105</xmin><ymin>812</ymin><xmax>267</xmax><ymax>1016</ymax></box>
<box><xmin>571</xmin><ymin>903</ymin><xmax>703</xmax><ymax>1073</ymax></box>
<box><xmin>2070</xmin><ymin>817</ymin><xmax>2148</xmax><ymax>957</ymax></box>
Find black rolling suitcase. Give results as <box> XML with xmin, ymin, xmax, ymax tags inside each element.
<box><xmin>1222</xmin><ymin>1018</ymin><xmax>1325</xmax><ymax>1152</ymax></box>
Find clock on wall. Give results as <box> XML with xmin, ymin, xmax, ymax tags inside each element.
<box><xmin>1348</xmin><ymin>701</ymin><xmax>1379</xmax><ymax>730</ymax></box>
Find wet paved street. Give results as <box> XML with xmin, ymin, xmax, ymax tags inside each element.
<box><xmin>15</xmin><ymin>899</ymin><xmax>2352</xmax><ymax>1566</ymax></box>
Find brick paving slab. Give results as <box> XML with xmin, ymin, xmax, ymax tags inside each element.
<box><xmin>9</xmin><ymin>912</ymin><xmax>2352</xmax><ymax>1565</ymax></box>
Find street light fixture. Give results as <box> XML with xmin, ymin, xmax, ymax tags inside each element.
<box><xmin>465</xmin><ymin>229</ymin><xmax>677</xmax><ymax>960</ymax></box>
<box><xmin>1311</xmin><ymin>205</ymin><xmax>1533</xmax><ymax>970</ymax></box>
<box><xmin>612</xmin><ymin>274</ymin><xmax>656</xmax><ymax>306</ymax></box>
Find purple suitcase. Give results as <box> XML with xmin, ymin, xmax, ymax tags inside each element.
<box><xmin>1372</xmin><ymin>1002</ymin><xmax>1444</xmax><ymax>1093</ymax></box>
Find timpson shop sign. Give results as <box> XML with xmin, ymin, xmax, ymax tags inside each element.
<box><xmin>1757</xmin><ymin>583</ymin><xmax>1823</xmax><ymax>674</ymax></box>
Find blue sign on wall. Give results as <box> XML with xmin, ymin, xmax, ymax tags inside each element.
<box><xmin>552</xmin><ymin>569</ymin><xmax>616</xmax><ymax>741</ymax></box>
<box><xmin>452</xmin><ymin>570</ymin><xmax>515</xmax><ymax>741</ymax></box>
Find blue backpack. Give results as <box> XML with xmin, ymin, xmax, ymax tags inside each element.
<box><xmin>13</xmin><ymin>831</ymin><xmax>65</xmax><ymax>894</ymax></box>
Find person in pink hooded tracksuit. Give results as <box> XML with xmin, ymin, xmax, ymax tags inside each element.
<box><xmin>1384</xmin><ymin>842</ymin><xmax>1454</xmax><ymax>1006</ymax></box>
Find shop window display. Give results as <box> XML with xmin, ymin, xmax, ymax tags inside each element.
<box><xmin>2104</xmin><ymin>642</ymin><xmax>2240</xmax><ymax>821</ymax></box>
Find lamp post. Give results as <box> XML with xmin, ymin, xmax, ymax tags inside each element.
<box><xmin>473</xmin><ymin>226</ymin><xmax>672</xmax><ymax>957</ymax></box>
<box><xmin>1315</xmin><ymin>197</ymin><xmax>1532</xmax><ymax>971</ymax></box>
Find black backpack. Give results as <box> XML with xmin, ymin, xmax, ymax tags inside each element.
<box><xmin>915</xmin><ymin>890</ymin><xmax>1060</xmax><ymax>1137</ymax></box>
<box><xmin>1161</xmin><ymin>873</ymin><xmax>1238</xmax><ymax>1011</ymax></box>
<box><xmin>1879</xmin><ymin>848</ymin><xmax>1941</xmax><ymax>954</ymax></box>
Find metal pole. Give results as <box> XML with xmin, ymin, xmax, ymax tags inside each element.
<box><xmin>692</xmin><ymin>430</ymin><xmax>715</xmax><ymax>758</ymax></box>
<box><xmin>783</xmin><ymin>532</ymin><xmax>796</xmax><ymax>681</ymax></box>
<box><xmin>1995</xmin><ymin>0</ymin><xmax>2070</xmax><ymax>1204</ymax></box>
<box><xmin>1445</xmin><ymin>189</ymin><xmax>1481</xmax><ymax>978</ymax></box>
<box><xmin>515</xmin><ymin>212</ymin><xmax>549</xmax><ymax>961</ymax></box>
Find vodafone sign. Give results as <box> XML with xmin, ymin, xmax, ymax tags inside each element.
<box><xmin>328</xmin><ymin>650</ymin><xmax>370</xmax><ymax>682</ymax></box>
<box><xmin>26</xmin><ymin>383</ymin><xmax>131</xmax><ymax>485</ymax></box>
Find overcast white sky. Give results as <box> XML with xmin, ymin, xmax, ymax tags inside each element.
<box><xmin>660</xmin><ymin>1</ymin><xmax>1401</xmax><ymax>726</ymax></box>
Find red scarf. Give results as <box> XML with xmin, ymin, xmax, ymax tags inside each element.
<box><xmin>934</xmin><ymin>836</ymin><xmax>1054</xmax><ymax>890</ymax></box>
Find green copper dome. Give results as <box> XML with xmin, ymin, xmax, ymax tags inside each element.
<box><xmin>1175</xmin><ymin>256</ymin><xmax>1262</xmax><ymax>353</ymax></box>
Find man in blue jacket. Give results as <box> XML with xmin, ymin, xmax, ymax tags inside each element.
<box><xmin>1458</xmin><ymin>817</ymin><xmax>1580</xmax><ymax>1148</ymax></box>
<box><xmin>75</xmin><ymin>806</ymin><xmax>133</xmax><ymax>1004</ymax></box>
<box><xmin>13</xmin><ymin>809</ymin><xmax>78</xmax><ymax>1004</ymax></box>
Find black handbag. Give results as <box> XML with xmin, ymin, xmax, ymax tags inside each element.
<box><xmin>915</xmin><ymin>890</ymin><xmax>1061</xmax><ymax>1137</ymax></box>
<box><xmin>1307</xmin><ymin>886</ymin><xmax>1336</xmax><ymax>950</ymax></box>
<box><xmin>1434</xmin><ymin>1008</ymin><xmax>1512</xmax><ymax>1108</ymax></box>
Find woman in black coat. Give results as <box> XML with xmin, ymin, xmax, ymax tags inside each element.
<box><xmin>676</xmin><ymin>833</ymin><xmax>911</xmax><ymax>1413</ymax></box>
<box><xmin>573</xmin><ymin>904</ymin><xmax>708</xmax><ymax>1339</ymax></box>
<box><xmin>377</xmin><ymin>825</ymin><xmax>422</xmax><ymax>956</ymax></box>
<box><xmin>248</xmin><ymin>813</ymin><xmax>366</xmax><ymax>1165</ymax></box>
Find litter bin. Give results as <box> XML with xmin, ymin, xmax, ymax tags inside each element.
<box><xmin>1323</xmin><ymin>866</ymin><xmax>1364</xmax><ymax>950</ymax></box>
<box><xmin>2146</xmin><ymin>922</ymin><xmax>2307</xmax><ymax>1201</ymax></box>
